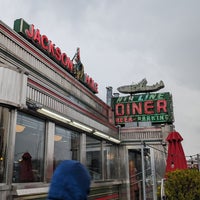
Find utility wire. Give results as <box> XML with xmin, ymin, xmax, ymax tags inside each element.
<box><xmin>145</xmin><ymin>143</ymin><xmax>199</xmax><ymax>159</ymax></box>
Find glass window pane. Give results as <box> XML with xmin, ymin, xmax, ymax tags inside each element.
<box><xmin>13</xmin><ymin>112</ymin><xmax>45</xmax><ymax>183</ymax></box>
<box><xmin>104</xmin><ymin>143</ymin><xmax>119</xmax><ymax>180</ymax></box>
<box><xmin>128</xmin><ymin>148</ymin><xmax>153</xmax><ymax>200</ymax></box>
<box><xmin>86</xmin><ymin>136</ymin><xmax>102</xmax><ymax>180</ymax></box>
<box><xmin>54</xmin><ymin>126</ymin><xmax>80</xmax><ymax>169</ymax></box>
<box><xmin>144</xmin><ymin>149</ymin><xmax>153</xmax><ymax>199</ymax></box>
<box><xmin>129</xmin><ymin>149</ymin><xmax>141</xmax><ymax>200</ymax></box>
<box><xmin>0</xmin><ymin>107</ymin><xmax>11</xmax><ymax>183</ymax></box>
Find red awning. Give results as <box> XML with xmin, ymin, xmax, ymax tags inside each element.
<box><xmin>165</xmin><ymin>131</ymin><xmax>187</xmax><ymax>174</ymax></box>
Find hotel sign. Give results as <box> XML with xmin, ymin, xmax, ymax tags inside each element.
<box><xmin>13</xmin><ymin>18</ymin><xmax>98</xmax><ymax>93</ymax></box>
<box><xmin>111</xmin><ymin>92</ymin><xmax>174</xmax><ymax>125</ymax></box>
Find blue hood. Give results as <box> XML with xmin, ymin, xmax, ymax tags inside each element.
<box><xmin>47</xmin><ymin>160</ymin><xmax>91</xmax><ymax>200</ymax></box>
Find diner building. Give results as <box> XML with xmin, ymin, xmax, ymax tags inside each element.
<box><xmin>0</xmin><ymin>18</ymin><xmax>173</xmax><ymax>200</ymax></box>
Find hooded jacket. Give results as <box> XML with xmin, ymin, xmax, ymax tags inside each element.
<box><xmin>19</xmin><ymin>152</ymin><xmax>34</xmax><ymax>182</ymax></box>
<box><xmin>47</xmin><ymin>160</ymin><xmax>91</xmax><ymax>200</ymax></box>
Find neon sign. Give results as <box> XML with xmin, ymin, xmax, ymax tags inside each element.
<box><xmin>14</xmin><ymin>18</ymin><xmax>98</xmax><ymax>93</ymax></box>
<box><xmin>111</xmin><ymin>92</ymin><xmax>174</xmax><ymax>125</ymax></box>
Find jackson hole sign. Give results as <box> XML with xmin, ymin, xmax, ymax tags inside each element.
<box><xmin>13</xmin><ymin>18</ymin><xmax>98</xmax><ymax>94</ymax></box>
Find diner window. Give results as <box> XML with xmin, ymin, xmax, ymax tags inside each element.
<box><xmin>0</xmin><ymin>106</ymin><xmax>11</xmax><ymax>183</ymax></box>
<box><xmin>53</xmin><ymin>126</ymin><xmax>80</xmax><ymax>169</ymax></box>
<box><xmin>86</xmin><ymin>136</ymin><xmax>102</xmax><ymax>180</ymax></box>
<box><xmin>13</xmin><ymin>112</ymin><xmax>45</xmax><ymax>183</ymax></box>
<box><xmin>104</xmin><ymin>143</ymin><xmax>119</xmax><ymax>179</ymax></box>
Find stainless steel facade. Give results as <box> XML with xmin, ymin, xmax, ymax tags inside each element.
<box><xmin>0</xmin><ymin>20</ymin><xmax>172</xmax><ymax>200</ymax></box>
<box><xmin>0</xmin><ymin>19</ymin><xmax>121</xmax><ymax>200</ymax></box>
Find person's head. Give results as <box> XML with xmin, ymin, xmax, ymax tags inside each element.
<box><xmin>47</xmin><ymin>160</ymin><xmax>91</xmax><ymax>200</ymax></box>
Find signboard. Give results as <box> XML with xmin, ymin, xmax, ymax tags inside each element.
<box><xmin>13</xmin><ymin>18</ymin><xmax>98</xmax><ymax>93</ymax></box>
<box><xmin>111</xmin><ymin>92</ymin><xmax>174</xmax><ymax>125</ymax></box>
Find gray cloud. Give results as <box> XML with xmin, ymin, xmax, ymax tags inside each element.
<box><xmin>1</xmin><ymin>0</ymin><xmax>200</xmax><ymax>156</ymax></box>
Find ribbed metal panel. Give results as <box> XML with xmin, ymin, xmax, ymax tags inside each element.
<box><xmin>0</xmin><ymin>64</ymin><xmax>27</xmax><ymax>107</ymax></box>
<box><xmin>121</xmin><ymin>127</ymin><xmax>163</xmax><ymax>141</ymax></box>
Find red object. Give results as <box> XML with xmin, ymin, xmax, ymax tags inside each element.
<box><xmin>19</xmin><ymin>152</ymin><xmax>34</xmax><ymax>182</ymax></box>
<box><xmin>165</xmin><ymin>131</ymin><xmax>187</xmax><ymax>174</ymax></box>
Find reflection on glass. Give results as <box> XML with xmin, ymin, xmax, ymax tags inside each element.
<box><xmin>128</xmin><ymin>149</ymin><xmax>153</xmax><ymax>200</ymax></box>
<box><xmin>54</xmin><ymin>126</ymin><xmax>80</xmax><ymax>169</ymax></box>
<box><xmin>129</xmin><ymin>149</ymin><xmax>141</xmax><ymax>200</ymax></box>
<box><xmin>0</xmin><ymin>107</ymin><xmax>10</xmax><ymax>183</ymax></box>
<box><xmin>86</xmin><ymin>136</ymin><xmax>102</xmax><ymax>180</ymax></box>
<box><xmin>144</xmin><ymin>149</ymin><xmax>153</xmax><ymax>199</ymax></box>
<box><xmin>13</xmin><ymin>112</ymin><xmax>45</xmax><ymax>183</ymax></box>
<box><xmin>104</xmin><ymin>143</ymin><xmax>118</xmax><ymax>180</ymax></box>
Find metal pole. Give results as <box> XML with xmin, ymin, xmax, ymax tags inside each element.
<box><xmin>151</xmin><ymin>149</ymin><xmax>157</xmax><ymax>200</ymax></box>
<box><xmin>141</xmin><ymin>142</ymin><xmax>146</xmax><ymax>200</ymax></box>
<box><xmin>197</xmin><ymin>154</ymin><xmax>200</xmax><ymax>171</ymax></box>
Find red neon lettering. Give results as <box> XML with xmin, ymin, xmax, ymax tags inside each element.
<box><xmin>115</xmin><ymin>104</ymin><xmax>124</xmax><ymax>116</ymax></box>
<box><xmin>144</xmin><ymin>100</ymin><xmax>154</xmax><ymax>114</ymax></box>
<box><xmin>157</xmin><ymin>100</ymin><xmax>167</xmax><ymax>113</ymax></box>
<box><xmin>126</xmin><ymin>103</ymin><xmax>130</xmax><ymax>115</ymax></box>
<box><xmin>24</xmin><ymin>23</ymin><xmax>98</xmax><ymax>94</ymax></box>
<box><xmin>115</xmin><ymin>118</ymin><xmax>120</xmax><ymax>123</ymax></box>
<box><xmin>65</xmin><ymin>57</ymin><xmax>73</xmax><ymax>72</ymax></box>
<box><xmin>84</xmin><ymin>74</ymin><xmax>90</xmax><ymax>84</ymax></box>
<box><xmin>67</xmin><ymin>60</ymin><xmax>74</xmax><ymax>72</ymax></box>
<box><xmin>116</xmin><ymin>118</ymin><xmax>123</xmax><ymax>123</ymax></box>
<box><xmin>132</xmin><ymin>102</ymin><xmax>142</xmax><ymax>114</ymax></box>
<box><xmin>48</xmin><ymin>40</ymin><xmax>55</xmax><ymax>57</ymax></box>
<box><xmin>61</xmin><ymin>54</ymin><xmax>74</xmax><ymax>73</ymax></box>
<box><xmin>33</xmin><ymin>29</ymin><xmax>41</xmax><ymax>44</ymax></box>
<box><xmin>124</xmin><ymin>117</ymin><xmax>128</xmax><ymax>123</ymax></box>
<box><xmin>94</xmin><ymin>83</ymin><xmax>98</xmax><ymax>93</ymax></box>
<box><xmin>89</xmin><ymin>78</ymin><xmax>94</xmax><ymax>88</ymax></box>
<box><xmin>61</xmin><ymin>53</ymin><xmax>68</xmax><ymax>66</ymax></box>
<box><xmin>128</xmin><ymin>117</ymin><xmax>133</xmax><ymax>122</ymax></box>
<box><xmin>124</xmin><ymin>117</ymin><xmax>133</xmax><ymax>123</ymax></box>
<box><xmin>83</xmin><ymin>75</ymin><xmax>98</xmax><ymax>92</ymax></box>
<box><xmin>41</xmin><ymin>35</ymin><xmax>48</xmax><ymax>50</ymax></box>
<box><xmin>55</xmin><ymin>47</ymin><xmax>61</xmax><ymax>61</ymax></box>
<box><xmin>25</xmin><ymin>24</ymin><xmax>34</xmax><ymax>38</ymax></box>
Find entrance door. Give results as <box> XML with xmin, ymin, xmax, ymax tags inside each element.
<box><xmin>128</xmin><ymin>148</ymin><xmax>154</xmax><ymax>200</ymax></box>
<box><xmin>129</xmin><ymin>149</ymin><xmax>141</xmax><ymax>200</ymax></box>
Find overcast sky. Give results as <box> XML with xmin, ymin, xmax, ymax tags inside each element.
<box><xmin>1</xmin><ymin>0</ymin><xmax>200</xmax><ymax>157</ymax></box>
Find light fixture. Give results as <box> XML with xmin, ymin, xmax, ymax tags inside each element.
<box><xmin>37</xmin><ymin>108</ymin><xmax>71</xmax><ymax>123</ymax></box>
<box><xmin>37</xmin><ymin>108</ymin><xmax>93</xmax><ymax>133</ymax></box>
<box><xmin>16</xmin><ymin>124</ymin><xmax>25</xmax><ymax>133</ymax></box>
<box><xmin>71</xmin><ymin>121</ymin><xmax>93</xmax><ymax>132</ymax></box>
<box><xmin>93</xmin><ymin>131</ymin><xmax>109</xmax><ymax>139</ymax></box>
<box><xmin>108</xmin><ymin>137</ymin><xmax>120</xmax><ymax>144</ymax></box>
<box><xmin>93</xmin><ymin>131</ymin><xmax>120</xmax><ymax>144</ymax></box>
<box><xmin>54</xmin><ymin>135</ymin><xmax>62</xmax><ymax>141</ymax></box>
